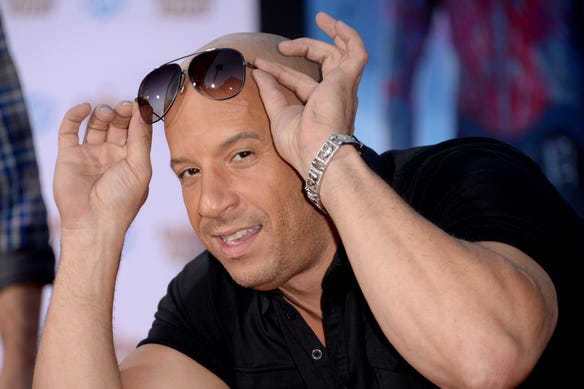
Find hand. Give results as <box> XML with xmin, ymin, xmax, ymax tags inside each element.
<box><xmin>53</xmin><ymin>101</ymin><xmax>152</xmax><ymax>235</ymax></box>
<box><xmin>252</xmin><ymin>11</ymin><xmax>368</xmax><ymax>175</ymax></box>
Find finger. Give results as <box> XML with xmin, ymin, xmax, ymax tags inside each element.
<box><xmin>106</xmin><ymin>100</ymin><xmax>133</xmax><ymax>145</ymax></box>
<box><xmin>321</xmin><ymin>14</ymin><xmax>369</xmax><ymax>84</ymax></box>
<box><xmin>310</xmin><ymin>13</ymin><xmax>349</xmax><ymax>54</ymax></box>
<box><xmin>280</xmin><ymin>13</ymin><xmax>368</xmax><ymax>75</ymax></box>
<box><xmin>126</xmin><ymin>101</ymin><xmax>153</xmax><ymax>176</ymax></box>
<box><xmin>254</xmin><ymin>58</ymin><xmax>318</xmax><ymax>103</ymax></box>
<box><xmin>58</xmin><ymin>103</ymin><xmax>92</xmax><ymax>150</ymax></box>
<box><xmin>252</xmin><ymin>68</ymin><xmax>291</xmax><ymax>124</ymax></box>
<box><xmin>278</xmin><ymin>37</ymin><xmax>340</xmax><ymax>69</ymax></box>
<box><xmin>83</xmin><ymin>104</ymin><xmax>116</xmax><ymax>144</ymax></box>
<box><xmin>315</xmin><ymin>12</ymin><xmax>365</xmax><ymax>56</ymax></box>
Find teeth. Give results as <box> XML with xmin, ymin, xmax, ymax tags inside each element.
<box><xmin>221</xmin><ymin>226</ymin><xmax>258</xmax><ymax>245</ymax></box>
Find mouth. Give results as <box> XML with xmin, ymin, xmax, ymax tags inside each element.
<box><xmin>219</xmin><ymin>225</ymin><xmax>262</xmax><ymax>247</ymax></box>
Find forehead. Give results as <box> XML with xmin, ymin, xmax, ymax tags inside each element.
<box><xmin>162</xmin><ymin>68</ymin><xmax>269</xmax><ymax>146</ymax></box>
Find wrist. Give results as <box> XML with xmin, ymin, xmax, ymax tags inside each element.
<box><xmin>58</xmin><ymin>227</ymin><xmax>126</xmax><ymax>294</ymax></box>
<box><xmin>304</xmin><ymin>133</ymin><xmax>363</xmax><ymax>213</ymax></box>
<box><xmin>60</xmin><ymin>216</ymin><xmax>129</xmax><ymax>247</ymax></box>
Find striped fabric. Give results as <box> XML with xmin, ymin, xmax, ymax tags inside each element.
<box><xmin>0</xmin><ymin>11</ymin><xmax>54</xmax><ymax>289</ymax></box>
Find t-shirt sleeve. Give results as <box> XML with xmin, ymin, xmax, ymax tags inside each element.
<box><xmin>138</xmin><ymin>252</ymin><xmax>235</xmax><ymax>386</ymax></box>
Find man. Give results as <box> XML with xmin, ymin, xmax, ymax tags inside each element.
<box><xmin>0</xmin><ymin>10</ymin><xmax>55</xmax><ymax>389</ymax></box>
<box><xmin>34</xmin><ymin>12</ymin><xmax>580</xmax><ymax>388</ymax></box>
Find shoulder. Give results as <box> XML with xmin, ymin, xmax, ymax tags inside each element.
<box><xmin>374</xmin><ymin>136</ymin><xmax>583</xmax><ymax>277</ymax></box>
<box><xmin>366</xmin><ymin>136</ymin><xmax>540</xmax><ymax>191</ymax></box>
<box><xmin>377</xmin><ymin>136</ymin><xmax>555</xmax><ymax>209</ymax></box>
<box><xmin>381</xmin><ymin>137</ymin><xmax>540</xmax><ymax>185</ymax></box>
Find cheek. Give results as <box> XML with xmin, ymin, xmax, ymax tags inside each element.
<box><xmin>264</xmin><ymin>169</ymin><xmax>306</xmax><ymax>211</ymax></box>
<box><xmin>181</xmin><ymin>187</ymin><xmax>202</xmax><ymax>229</ymax></box>
<box><xmin>275</xmin><ymin>163</ymin><xmax>304</xmax><ymax>196</ymax></box>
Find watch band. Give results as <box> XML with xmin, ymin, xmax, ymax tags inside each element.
<box><xmin>304</xmin><ymin>134</ymin><xmax>363</xmax><ymax>213</ymax></box>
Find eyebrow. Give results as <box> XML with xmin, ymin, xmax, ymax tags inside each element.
<box><xmin>170</xmin><ymin>131</ymin><xmax>265</xmax><ymax>169</ymax></box>
<box><xmin>221</xmin><ymin>131</ymin><xmax>264</xmax><ymax>147</ymax></box>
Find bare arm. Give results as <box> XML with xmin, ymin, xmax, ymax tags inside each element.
<box><xmin>253</xmin><ymin>11</ymin><xmax>557</xmax><ymax>388</ymax></box>
<box><xmin>321</xmin><ymin>150</ymin><xmax>557</xmax><ymax>388</ymax></box>
<box><xmin>33</xmin><ymin>101</ymin><xmax>228</xmax><ymax>388</ymax></box>
<box><xmin>0</xmin><ymin>284</ymin><xmax>42</xmax><ymax>389</ymax></box>
<box><xmin>33</xmin><ymin>101</ymin><xmax>149</xmax><ymax>388</ymax></box>
<box><xmin>119</xmin><ymin>344</ymin><xmax>228</xmax><ymax>388</ymax></box>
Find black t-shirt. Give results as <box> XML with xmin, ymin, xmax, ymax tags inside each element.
<box><xmin>140</xmin><ymin>137</ymin><xmax>582</xmax><ymax>388</ymax></box>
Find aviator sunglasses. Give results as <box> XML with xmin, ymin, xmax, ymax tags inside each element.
<box><xmin>136</xmin><ymin>48</ymin><xmax>255</xmax><ymax>124</ymax></box>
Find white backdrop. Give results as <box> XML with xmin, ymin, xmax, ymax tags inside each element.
<box><xmin>0</xmin><ymin>0</ymin><xmax>258</xmax><ymax>362</ymax></box>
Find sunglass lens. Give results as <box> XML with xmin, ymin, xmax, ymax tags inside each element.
<box><xmin>137</xmin><ymin>64</ymin><xmax>182</xmax><ymax>123</ymax></box>
<box><xmin>189</xmin><ymin>48</ymin><xmax>246</xmax><ymax>100</ymax></box>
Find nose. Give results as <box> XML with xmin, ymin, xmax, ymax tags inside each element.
<box><xmin>197</xmin><ymin>168</ymin><xmax>238</xmax><ymax>218</ymax></box>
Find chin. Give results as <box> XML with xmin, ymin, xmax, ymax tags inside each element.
<box><xmin>226</xmin><ymin>266</ymin><xmax>284</xmax><ymax>291</ymax></box>
<box><xmin>230</xmin><ymin>273</ymin><xmax>282</xmax><ymax>291</ymax></box>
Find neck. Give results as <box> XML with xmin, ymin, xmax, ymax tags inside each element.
<box><xmin>280</xmin><ymin>283</ymin><xmax>323</xmax><ymax>320</ymax></box>
<box><xmin>281</xmin><ymin>284</ymin><xmax>327</xmax><ymax>345</ymax></box>
<box><xmin>278</xmin><ymin>248</ymin><xmax>336</xmax><ymax>346</ymax></box>
<box><xmin>278</xmin><ymin>244</ymin><xmax>335</xmax><ymax>316</ymax></box>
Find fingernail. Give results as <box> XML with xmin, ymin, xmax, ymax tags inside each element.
<box><xmin>98</xmin><ymin>104</ymin><xmax>114</xmax><ymax>113</ymax></box>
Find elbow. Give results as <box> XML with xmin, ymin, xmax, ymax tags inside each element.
<box><xmin>452</xmin><ymin>339</ymin><xmax>540</xmax><ymax>389</ymax></box>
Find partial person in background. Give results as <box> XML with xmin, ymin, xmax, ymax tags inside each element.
<box><xmin>385</xmin><ymin>0</ymin><xmax>584</xmax><ymax>216</ymax></box>
<box><xmin>0</xmin><ymin>9</ymin><xmax>55</xmax><ymax>389</ymax></box>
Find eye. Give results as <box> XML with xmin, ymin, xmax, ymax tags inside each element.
<box><xmin>232</xmin><ymin>150</ymin><xmax>254</xmax><ymax>162</ymax></box>
<box><xmin>178</xmin><ymin>167</ymin><xmax>200</xmax><ymax>179</ymax></box>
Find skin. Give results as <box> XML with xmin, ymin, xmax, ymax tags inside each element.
<box><xmin>34</xmin><ymin>12</ymin><xmax>558</xmax><ymax>389</ymax></box>
<box><xmin>0</xmin><ymin>284</ymin><xmax>42</xmax><ymax>389</ymax></box>
<box><xmin>163</xmin><ymin>34</ymin><xmax>335</xmax><ymax>330</ymax></box>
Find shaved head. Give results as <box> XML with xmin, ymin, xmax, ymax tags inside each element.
<box><xmin>191</xmin><ymin>32</ymin><xmax>322</xmax><ymax>83</ymax></box>
<box><xmin>164</xmin><ymin>31</ymin><xmax>323</xmax><ymax>129</ymax></box>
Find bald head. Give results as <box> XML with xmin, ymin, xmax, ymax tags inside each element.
<box><xmin>191</xmin><ymin>32</ymin><xmax>321</xmax><ymax>83</ymax></box>
<box><xmin>163</xmin><ymin>31</ymin><xmax>321</xmax><ymax>132</ymax></box>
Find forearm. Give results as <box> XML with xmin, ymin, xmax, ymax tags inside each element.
<box><xmin>0</xmin><ymin>284</ymin><xmax>42</xmax><ymax>389</ymax></box>
<box><xmin>33</xmin><ymin>230</ymin><xmax>126</xmax><ymax>388</ymax></box>
<box><xmin>319</xmin><ymin>148</ymin><xmax>556</xmax><ymax>387</ymax></box>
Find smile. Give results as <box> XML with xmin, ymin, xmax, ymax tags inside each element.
<box><xmin>220</xmin><ymin>225</ymin><xmax>261</xmax><ymax>246</ymax></box>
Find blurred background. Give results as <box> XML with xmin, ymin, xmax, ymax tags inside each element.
<box><xmin>0</xmin><ymin>0</ymin><xmax>581</xmax><ymax>364</ymax></box>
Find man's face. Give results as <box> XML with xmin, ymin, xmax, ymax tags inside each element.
<box><xmin>163</xmin><ymin>55</ymin><xmax>336</xmax><ymax>291</ymax></box>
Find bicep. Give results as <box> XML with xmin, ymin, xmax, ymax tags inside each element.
<box><xmin>120</xmin><ymin>344</ymin><xmax>229</xmax><ymax>389</ymax></box>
